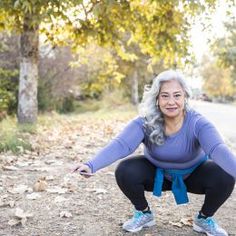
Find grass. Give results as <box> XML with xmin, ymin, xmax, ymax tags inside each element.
<box><xmin>0</xmin><ymin>117</ymin><xmax>33</xmax><ymax>153</ymax></box>
<box><xmin>0</xmin><ymin>97</ymin><xmax>138</xmax><ymax>154</ymax></box>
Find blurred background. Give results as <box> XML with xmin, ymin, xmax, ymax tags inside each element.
<box><xmin>0</xmin><ymin>0</ymin><xmax>236</xmax><ymax>122</ymax></box>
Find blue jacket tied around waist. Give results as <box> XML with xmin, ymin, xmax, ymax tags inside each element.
<box><xmin>153</xmin><ymin>156</ymin><xmax>208</xmax><ymax>205</ymax></box>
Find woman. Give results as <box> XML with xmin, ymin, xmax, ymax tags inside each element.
<box><xmin>73</xmin><ymin>70</ymin><xmax>236</xmax><ymax>235</ymax></box>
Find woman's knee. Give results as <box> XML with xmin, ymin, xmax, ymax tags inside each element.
<box><xmin>115</xmin><ymin>157</ymin><xmax>153</xmax><ymax>184</ymax></box>
<box><xmin>115</xmin><ymin>158</ymin><xmax>137</xmax><ymax>182</ymax></box>
<box><xmin>211</xmin><ymin>166</ymin><xmax>235</xmax><ymax>192</ymax></box>
<box><xmin>221</xmin><ymin>171</ymin><xmax>235</xmax><ymax>192</ymax></box>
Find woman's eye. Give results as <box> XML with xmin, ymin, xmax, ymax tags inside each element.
<box><xmin>174</xmin><ymin>94</ymin><xmax>181</xmax><ymax>98</ymax></box>
<box><xmin>161</xmin><ymin>95</ymin><xmax>169</xmax><ymax>98</ymax></box>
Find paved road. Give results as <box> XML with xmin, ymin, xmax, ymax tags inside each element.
<box><xmin>190</xmin><ymin>100</ymin><xmax>236</xmax><ymax>148</ymax></box>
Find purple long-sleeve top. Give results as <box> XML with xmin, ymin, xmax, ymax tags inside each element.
<box><xmin>85</xmin><ymin>109</ymin><xmax>236</xmax><ymax>179</ymax></box>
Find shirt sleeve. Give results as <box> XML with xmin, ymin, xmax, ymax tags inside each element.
<box><xmin>194</xmin><ymin>116</ymin><xmax>236</xmax><ymax>179</ymax></box>
<box><xmin>85</xmin><ymin>117</ymin><xmax>145</xmax><ymax>173</ymax></box>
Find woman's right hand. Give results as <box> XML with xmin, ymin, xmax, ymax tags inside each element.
<box><xmin>71</xmin><ymin>163</ymin><xmax>93</xmax><ymax>178</ymax></box>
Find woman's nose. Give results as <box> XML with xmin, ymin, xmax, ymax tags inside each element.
<box><xmin>167</xmin><ymin>96</ymin><xmax>176</xmax><ymax>104</ymax></box>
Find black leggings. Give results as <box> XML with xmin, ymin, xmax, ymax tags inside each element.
<box><xmin>115</xmin><ymin>156</ymin><xmax>235</xmax><ymax>216</ymax></box>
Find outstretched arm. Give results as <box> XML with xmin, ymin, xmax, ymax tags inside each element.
<box><xmin>195</xmin><ymin>117</ymin><xmax>236</xmax><ymax>179</ymax></box>
<box><xmin>85</xmin><ymin>117</ymin><xmax>145</xmax><ymax>173</ymax></box>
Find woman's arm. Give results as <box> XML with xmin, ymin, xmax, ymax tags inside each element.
<box><xmin>85</xmin><ymin>117</ymin><xmax>145</xmax><ymax>173</ymax></box>
<box><xmin>195</xmin><ymin>117</ymin><xmax>236</xmax><ymax>179</ymax></box>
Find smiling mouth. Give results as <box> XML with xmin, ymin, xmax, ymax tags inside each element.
<box><xmin>166</xmin><ymin>108</ymin><xmax>177</xmax><ymax>111</ymax></box>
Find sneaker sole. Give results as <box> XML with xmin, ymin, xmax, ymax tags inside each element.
<box><xmin>123</xmin><ymin>220</ymin><xmax>156</xmax><ymax>233</ymax></box>
<box><xmin>193</xmin><ymin>223</ymin><xmax>214</xmax><ymax>236</ymax></box>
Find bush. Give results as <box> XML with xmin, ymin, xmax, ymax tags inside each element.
<box><xmin>0</xmin><ymin>68</ymin><xmax>18</xmax><ymax>115</ymax></box>
<box><xmin>0</xmin><ymin>133</ymin><xmax>32</xmax><ymax>153</ymax></box>
<box><xmin>0</xmin><ymin>117</ymin><xmax>32</xmax><ymax>154</ymax></box>
<box><xmin>56</xmin><ymin>96</ymin><xmax>75</xmax><ymax>114</ymax></box>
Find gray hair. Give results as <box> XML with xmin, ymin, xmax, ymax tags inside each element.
<box><xmin>138</xmin><ymin>69</ymin><xmax>192</xmax><ymax>145</ymax></box>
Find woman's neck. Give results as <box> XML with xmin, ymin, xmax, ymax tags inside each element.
<box><xmin>164</xmin><ymin>112</ymin><xmax>185</xmax><ymax>136</ymax></box>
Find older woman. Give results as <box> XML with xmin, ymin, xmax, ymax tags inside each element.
<box><xmin>73</xmin><ymin>70</ymin><xmax>236</xmax><ymax>235</ymax></box>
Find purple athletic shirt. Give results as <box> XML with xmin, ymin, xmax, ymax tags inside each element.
<box><xmin>85</xmin><ymin>109</ymin><xmax>236</xmax><ymax>179</ymax></box>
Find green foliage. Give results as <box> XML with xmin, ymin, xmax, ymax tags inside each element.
<box><xmin>0</xmin><ymin>0</ymin><xmax>221</xmax><ymax>119</ymax></box>
<box><xmin>73</xmin><ymin>100</ymin><xmax>101</xmax><ymax>114</ymax></box>
<box><xmin>0</xmin><ymin>117</ymin><xmax>32</xmax><ymax>153</ymax></box>
<box><xmin>0</xmin><ymin>132</ymin><xmax>32</xmax><ymax>153</ymax></box>
<box><xmin>200</xmin><ymin>55</ymin><xmax>235</xmax><ymax>100</ymax></box>
<box><xmin>0</xmin><ymin>68</ymin><xmax>18</xmax><ymax>114</ymax></box>
<box><xmin>38</xmin><ymin>79</ymin><xmax>54</xmax><ymax>111</ymax></box>
<box><xmin>17</xmin><ymin>123</ymin><xmax>37</xmax><ymax>134</ymax></box>
<box><xmin>70</xmin><ymin>0</ymin><xmax>219</xmax><ymax>105</ymax></box>
<box><xmin>73</xmin><ymin>90</ymin><xmax>132</xmax><ymax>114</ymax></box>
<box><xmin>38</xmin><ymin>76</ymin><xmax>76</xmax><ymax>114</ymax></box>
<box><xmin>212</xmin><ymin>20</ymin><xmax>236</xmax><ymax>88</ymax></box>
<box><xmin>73</xmin><ymin>0</ymin><xmax>218</xmax><ymax>67</ymax></box>
<box><xmin>56</xmin><ymin>96</ymin><xmax>75</xmax><ymax>114</ymax></box>
<box><xmin>72</xmin><ymin>45</ymin><xmax>125</xmax><ymax>99</ymax></box>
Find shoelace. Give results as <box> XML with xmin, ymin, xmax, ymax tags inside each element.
<box><xmin>203</xmin><ymin>217</ymin><xmax>217</xmax><ymax>231</ymax></box>
<box><xmin>131</xmin><ymin>211</ymin><xmax>144</xmax><ymax>226</ymax></box>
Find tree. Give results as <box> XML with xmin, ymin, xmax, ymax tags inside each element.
<box><xmin>0</xmin><ymin>0</ymin><xmax>218</xmax><ymax>123</ymax></box>
<box><xmin>67</xmin><ymin>0</ymin><xmax>217</xmax><ymax>105</ymax></box>
<box><xmin>0</xmin><ymin>0</ymin><xmax>82</xmax><ymax>123</ymax></box>
<box><xmin>0</xmin><ymin>34</ymin><xmax>19</xmax><ymax>115</ymax></box>
<box><xmin>200</xmin><ymin>55</ymin><xmax>234</xmax><ymax>101</ymax></box>
<box><xmin>71</xmin><ymin>0</ymin><xmax>219</xmax><ymax>105</ymax></box>
<box><xmin>212</xmin><ymin>20</ymin><xmax>236</xmax><ymax>92</ymax></box>
<box><xmin>71</xmin><ymin>44</ymin><xmax>124</xmax><ymax>99</ymax></box>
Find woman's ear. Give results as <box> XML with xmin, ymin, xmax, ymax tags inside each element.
<box><xmin>156</xmin><ymin>100</ymin><xmax>159</xmax><ymax>107</ymax></box>
<box><xmin>156</xmin><ymin>95</ymin><xmax>159</xmax><ymax>106</ymax></box>
<box><xmin>184</xmin><ymin>98</ymin><xmax>188</xmax><ymax>110</ymax></box>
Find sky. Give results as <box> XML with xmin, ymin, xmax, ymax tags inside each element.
<box><xmin>190</xmin><ymin>0</ymin><xmax>236</xmax><ymax>63</ymax></box>
<box><xmin>187</xmin><ymin>0</ymin><xmax>234</xmax><ymax>89</ymax></box>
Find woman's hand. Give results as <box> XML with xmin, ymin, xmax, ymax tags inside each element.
<box><xmin>71</xmin><ymin>163</ymin><xmax>93</xmax><ymax>178</ymax></box>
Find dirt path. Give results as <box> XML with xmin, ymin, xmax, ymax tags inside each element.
<box><xmin>0</xmin><ymin>112</ymin><xmax>235</xmax><ymax>236</ymax></box>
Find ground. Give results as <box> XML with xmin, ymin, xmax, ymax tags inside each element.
<box><xmin>0</xmin><ymin>109</ymin><xmax>235</xmax><ymax>236</ymax></box>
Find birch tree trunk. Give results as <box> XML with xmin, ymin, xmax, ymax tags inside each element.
<box><xmin>17</xmin><ymin>15</ymin><xmax>39</xmax><ymax>124</ymax></box>
<box><xmin>131</xmin><ymin>70</ymin><xmax>139</xmax><ymax>105</ymax></box>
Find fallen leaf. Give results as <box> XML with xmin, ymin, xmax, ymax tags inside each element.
<box><xmin>169</xmin><ymin>221</ymin><xmax>183</xmax><ymax>228</ymax></box>
<box><xmin>46</xmin><ymin>186</ymin><xmax>68</xmax><ymax>194</ymax></box>
<box><xmin>33</xmin><ymin>177</ymin><xmax>48</xmax><ymax>192</ymax></box>
<box><xmin>9</xmin><ymin>201</ymin><xmax>15</xmax><ymax>208</ymax></box>
<box><xmin>16</xmin><ymin>161</ymin><xmax>30</xmax><ymax>167</ymax></box>
<box><xmin>8</xmin><ymin>208</ymin><xmax>34</xmax><ymax>227</ymax></box>
<box><xmin>106</xmin><ymin>171</ymin><xmax>114</xmax><ymax>176</ymax></box>
<box><xmin>15</xmin><ymin>207</ymin><xmax>33</xmax><ymax>219</ymax></box>
<box><xmin>54</xmin><ymin>196</ymin><xmax>68</xmax><ymax>203</ymax></box>
<box><xmin>1</xmin><ymin>200</ymin><xmax>16</xmax><ymax>208</ymax></box>
<box><xmin>45</xmin><ymin>175</ymin><xmax>54</xmax><ymax>181</ymax></box>
<box><xmin>0</xmin><ymin>199</ymin><xmax>5</xmax><ymax>207</ymax></box>
<box><xmin>44</xmin><ymin>160</ymin><xmax>63</xmax><ymax>166</ymax></box>
<box><xmin>21</xmin><ymin>217</ymin><xmax>27</xmax><ymax>226</ymax></box>
<box><xmin>1</xmin><ymin>194</ymin><xmax>8</xmax><ymax>199</ymax></box>
<box><xmin>2</xmin><ymin>166</ymin><xmax>19</xmax><ymax>171</ymax></box>
<box><xmin>16</xmin><ymin>146</ymin><xmax>24</xmax><ymax>153</ymax></box>
<box><xmin>180</xmin><ymin>217</ymin><xmax>193</xmax><ymax>226</ymax></box>
<box><xmin>93</xmin><ymin>188</ymin><xmax>107</xmax><ymax>194</ymax></box>
<box><xmin>59</xmin><ymin>211</ymin><xmax>72</xmax><ymax>218</ymax></box>
<box><xmin>8</xmin><ymin>218</ymin><xmax>21</xmax><ymax>226</ymax></box>
<box><xmin>26</xmin><ymin>193</ymin><xmax>41</xmax><ymax>200</ymax></box>
<box><xmin>9</xmin><ymin>184</ymin><xmax>32</xmax><ymax>194</ymax></box>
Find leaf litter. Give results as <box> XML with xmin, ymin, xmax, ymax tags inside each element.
<box><xmin>0</xmin><ymin>112</ymin><xmax>235</xmax><ymax>235</ymax></box>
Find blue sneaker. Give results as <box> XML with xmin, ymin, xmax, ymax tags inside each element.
<box><xmin>193</xmin><ymin>214</ymin><xmax>228</xmax><ymax>236</ymax></box>
<box><xmin>122</xmin><ymin>210</ymin><xmax>155</xmax><ymax>232</ymax></box>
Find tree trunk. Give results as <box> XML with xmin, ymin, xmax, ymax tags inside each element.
<box><xmin>17</xmin><ymin>15</ymin><xmax>39</xmax><ymax>124</ymax></box>
<box><xmin>131</xmin><ymin>70</ymin><xmax>139</xmax><ymax>105</ymax></box>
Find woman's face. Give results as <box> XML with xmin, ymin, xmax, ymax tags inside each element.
<box><xmin>157</xmin><ymin>79</ymin><xmax>186</xmax><ymax>119</ymax></box>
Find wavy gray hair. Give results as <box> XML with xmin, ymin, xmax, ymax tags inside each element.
<box><xmin>139</xmin><ymin>69</ymin><xmax>192</xmax><ymax>145</ymax></box>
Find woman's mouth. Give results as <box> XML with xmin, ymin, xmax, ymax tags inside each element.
<box><xmin>166</xmin><ymin>107</ymin><xmax>177</xmax><ymax>112</ymax></box>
